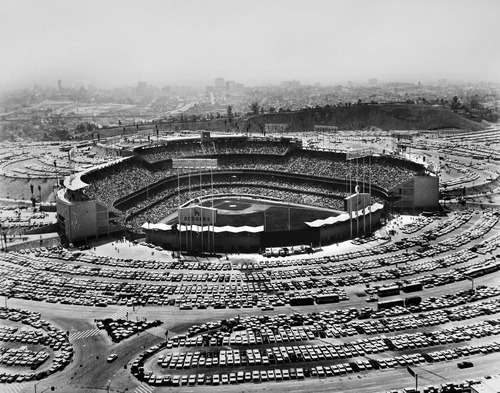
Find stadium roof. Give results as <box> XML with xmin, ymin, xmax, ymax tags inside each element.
<box><xmin>63</xmin><ymin>157</ymin><xmax>130</xmax><ymax>191</ymax></box>
<box><xmin>305</xmin><ymin>203</ymin><xmax>384</xmax><ymax>228</ymax></box>
<box><xmin>63</xmin><ymin>175</ymin><xmax>88</xmax><ymax>191</ymax></box>
<box><xmin>142</xmin><ymin>223</ymin><xmax>264</xmax><ymax>233</ymax></box>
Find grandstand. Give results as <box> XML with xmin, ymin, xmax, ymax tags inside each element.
<box><xmin>56</xmin><ymin>133</ymin><xmax>437</xmax><ymax>249</ymax></box>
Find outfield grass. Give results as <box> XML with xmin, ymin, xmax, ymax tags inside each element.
<box><xmin>201</xmin><ymin>197</ymin><xmax>339</xmax><ymax>231</ymax></box>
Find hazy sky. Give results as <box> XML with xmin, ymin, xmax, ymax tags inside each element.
<box><xmin>1</xmin><ymin>0</ymin><xmax>500</xmax><ymax>90</ymax></box>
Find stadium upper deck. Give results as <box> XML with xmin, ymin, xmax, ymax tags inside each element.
<box><xmin>80</xmin><ymin>136</ymin><xmax>425</xmax><ymax>208</ymax></box>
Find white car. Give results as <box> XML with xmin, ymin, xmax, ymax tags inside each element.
<box><xmin>106</xmin><ymin>354</ymin><xmax>118</xmax><ymax>363</ymax></box>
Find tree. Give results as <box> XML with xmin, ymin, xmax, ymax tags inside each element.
<box><xmin>227</xmin><ymin>105</ymin><xmax>233</xmax><ymax>119</ymax></box>
<box><xmin>249</xmin><ymin>102</ymin><xmax>259</xmax><ymax>115</ymax></box>
<box><xmin>451</xmin><ymin>96</ymin><xmax>459</xmax><ymax>110</ymax></box>
<box><xmin>269</xmin><ymin>107</ymin><xmax>276</xmax><ymax>113</ymax></box>
<box><xmin>75</xmin><ymin>123</ymin><xmax>86</xmax><ymax>134</ymax></box>
<box><xmin>469</xmin><ymin>94</ymin><xmax>480</xmax><ymax>109</ymax></box>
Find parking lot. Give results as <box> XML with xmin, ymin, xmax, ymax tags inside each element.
<box><xmin>0</xmin><ymin>307</ymin><xmax>73</xmax><ymax>384</ymax></box>
<box><xmin>0</xmin><ymin>207</ymin><xmax>499</xmax><ymax>392</ymax></box>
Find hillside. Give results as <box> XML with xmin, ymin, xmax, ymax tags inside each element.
<box><xmin>244</xmin><ymin>104</ymin><xmax>486</xmax><ymax>132</ymax></box>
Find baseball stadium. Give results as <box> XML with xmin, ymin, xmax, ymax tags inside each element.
<box><xmin>1</xmin><ymin>124</ymin><xmax>500</xmax><ymax>393</ymax></box>
<box><xmin>56</xmin><ymin>133</ymin><xmax>438</xmax><ymax>253</ymax></box>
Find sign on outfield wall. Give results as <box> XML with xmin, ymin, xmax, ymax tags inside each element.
<box><xmin>179</xmin><ymin>206</ymin><xmax>217</xmax><ymax>225</ymax></box>
<box><xmin>172</xmin><ymin>158</ymin><xmax>218</xmax><ymax>169</ymax></box>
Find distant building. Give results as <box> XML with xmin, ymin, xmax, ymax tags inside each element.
<box><xmin>226</xmin><ymin>80</ymin><xmax>236</xmax><ymax>92</ymax></box>
<box><xmin>235</xmin><ymin>82</ymin><xmax>245</xmax><ymax>92</ymax></box>
<box><xmin>58</xmin><ymin>79</ymin><xmax>62</xmax><ymax>91</ymax></box>
<box><xmin>136</xmin><ymin>81</ymin><xmax>147</xmax><ymax>97</ymax></box>
<box><xmin>438</xmin><ymin>78</ymin><xmax>448</xmax><ymax>86</ymax></box>
<box><xmin>215</xmin><ymin>77</ymin><xmax>225</xmax><ymax>89</ymax></box>
<box><xmin>368</xmin><ymin>78</ymin><xmax>378</xmax><ymax>85</ymax></box>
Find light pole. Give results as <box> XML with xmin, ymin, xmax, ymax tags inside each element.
<box><xmin>0</xmin><ymin>223</ymin><xmax>4</xmax><ymax>251</ymax></box>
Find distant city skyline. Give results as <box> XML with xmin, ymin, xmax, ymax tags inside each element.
<box><xmin>1</xmin><ymin>0</ymin><xmax>500</xmax><ymax>92</ymax></box>
<box><xmin>14</xmin><ymin>76</ymin><xmax>499</xmax><ymax>93</ymax></box>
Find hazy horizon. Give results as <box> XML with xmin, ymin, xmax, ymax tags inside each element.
<box><xmin>1</xmin><ymin>0</ymin><xmax>500</xmax><ymax>91</ymax></box>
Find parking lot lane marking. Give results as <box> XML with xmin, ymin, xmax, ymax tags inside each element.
<box><xmin>4</xmin><ymin>382</ymin><xmax>28</xmax><ymax>393</ymax></box>
<box><xmin>69</xmin><ymin>328</ymin><xmax>103</xmax><ymax>341</ymax></box>
<box><xmin>111</xmin><ymin>305</ymin><xmax>130</xmax><ymax>320</ymax></box>
<box><xmin>134</xmin><ymin>385</ymin><xmax>155</xmax><ymax>393</ymax></box>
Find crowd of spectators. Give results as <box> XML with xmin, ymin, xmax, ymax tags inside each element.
<box><xmin>137</xmin><ymin>138</ymin><xmax>292</xmax><ymax>163</ymax></box>
<box><xmin>83</xmin><ymin>160</ymin><xmax>175</xmax><ymax>206</ymax></box>
<box><xmin>217</xmin><ymin>150</ymin><xmax>419</xmax><ymax>191</ymax></box>
<box><xmin>84</xmin><ymin>152</ymin><xmax>416</xmax><ymax>206</ymax></box>
<box><xmin>125</xmin><ymin>182</ymin><xmax>350</xmax><ymax>229</ymax></box>
<box><xmin>81</xmin><ymin>141</ymin><xmax>419</xmax><ymax>229</ymax></box>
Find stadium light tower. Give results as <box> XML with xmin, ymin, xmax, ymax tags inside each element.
<box><xmin>172</xmin><ymin>158</ymin><xmax>217</xmax><ymax>255</ymax></box>
<box><xmin>346</xmin><ymin>147</ymin><xmax>373</xmax><ymax>238</ymax></box>
<box><xmin>177</xmin><ymin>170</ymin><xmax>182</xmax><ymax>258</ymax></box>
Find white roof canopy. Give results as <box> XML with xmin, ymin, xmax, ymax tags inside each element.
<box><xmin>305</xmin><ymin>203</ymin><xmax>384</xmax><ymax>228</ymax></box>
<box><xmin>142</xmin><ymin>223</ymin><xmax>264</xmax><ymax>233</ymax></box>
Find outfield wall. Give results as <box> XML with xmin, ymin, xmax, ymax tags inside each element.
<box><xmin>145</xmin><ymin>202</ymin><xmax>382</xmax><ymax>253</ymax></box>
